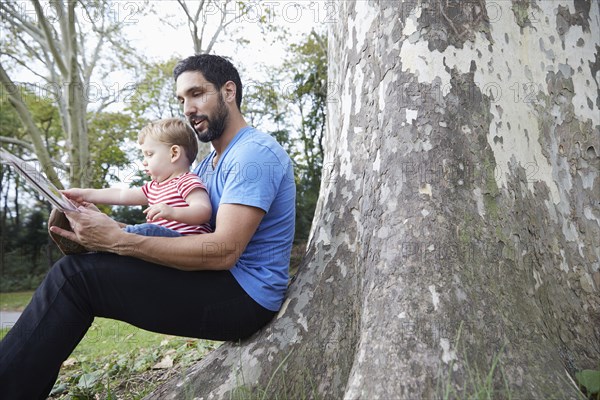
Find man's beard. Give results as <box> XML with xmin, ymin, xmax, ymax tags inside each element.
<box><xmin>191</xmin><ymin>94</ymin><xmax>229</xmax><ymax>143</ymax></box>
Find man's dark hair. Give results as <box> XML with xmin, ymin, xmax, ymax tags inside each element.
<box><xmin>173</xmin><ymin>54</ymin><xmax>243</xmax><ymax>110</ymax></box>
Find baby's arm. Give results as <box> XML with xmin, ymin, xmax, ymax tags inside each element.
<box><xmin>63</xmin><ymin>187</ymin><xmax>148</xmax><ymax>206</ymax></box>
<box><xmin>144</xmin><ymin>188</ymin><xmax>211</xmax><ymax>225</ymax></box>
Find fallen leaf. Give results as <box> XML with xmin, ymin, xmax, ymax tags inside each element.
<box><xmin>165</xmin><ymin>349</ymin><xmax>176</xmax><ymax>356</ymax></box>
<box><xmin>152</xmin><ymin>355</ymin><xmax>174</xmax><ymax>369</ymax></box>
<box><xmin>62</xmin><ymin>358</ymin><xmax>78</xmax><ymax>367</ymax></box>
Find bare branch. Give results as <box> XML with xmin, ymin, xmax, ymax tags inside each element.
<box><xmin>0</xmin><ymin>137</ymin><xmax>67</xmax><ymax>171</ymax></box>
<box><xmin>0</xmin><ymin>137</ymin><xmax>35</xmax><ymax>153</ymax></box>
<box><xmin>13</xmin><ymin>35</ymin><xmax>45</xmax><ymax>65</ymax></box>
<box><xmin>32</xmin><ymin>0</ymin><xmax>68</xmax><ymax>75</ymax></box>
<box><xmin>83</xmin><ymin>36</ymin><xmax>105</xmax><ymax>85</ymax></box>
<box><xmin>194</xmin><ymin>0</ymin><xmax>206</xmax><ymax>22</ymax></box>
<box><xmin>1</xmin><ymin>52</ymin><xmax>47</xmax><ymax>83</ymax></box>
<box><xmin>204</xmin><ymin>27</ymin><xmax>223</xmax><ymax>54</ymax></box>
<box><xmin>77</xmin><ymin>0</ymin><xmax>112</xmax><ymax>80</ymax></box>
<box><xmin>176</xmin><ymin>0</ymin><xmax>193</xmax><ymax>21</ymax></box>
<box><xmin>197</xmin><ymin>16</ymin><xmax>207</xmax><ymax>53</ymax></box>
<box><xmin>176</xmin><ymin>0</ymin><xmax>202</xmax><ymax>52</ymax></box>
<box><xmin>88</xmin><ymin>97</ymin><xmax>117</xmax><ymax>118</ymax></box>
<box><xmin>204</xmin><ymin>0</ymin><xmax>232</xmax><ymax>53</ymax></box>
<box><xmin>0</xmin><ymin>3</ymin><xmax>45</xmax><ymax>42</ymax></box>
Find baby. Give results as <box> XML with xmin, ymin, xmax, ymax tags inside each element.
<box><xmin>64</xmin><ymin>118</ymin><xmax>212</xmax><ymax>237</ymax></box>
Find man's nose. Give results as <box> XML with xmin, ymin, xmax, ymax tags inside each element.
<box><xmin>183</xmin><ymin>100</ymin><xmax>196</xmax><ymax>116</ymax></box>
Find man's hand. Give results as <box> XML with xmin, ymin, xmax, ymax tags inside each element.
<box><xmin>49</xmin><ymin>207</ymin><xmax>125</xmax><ymax>253</ymax></box>
<box><xmin>144</xmin><ymin>203</ymin><xmax>174</xmax><ymax>222</ymax></box>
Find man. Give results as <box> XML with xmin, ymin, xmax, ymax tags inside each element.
<box><xmin>0</xmin><ymin>55</ymin><xmax>296</xmax><ymax>399</ymax></box>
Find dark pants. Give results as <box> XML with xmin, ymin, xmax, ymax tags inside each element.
<box><xmin>0</xmin><ymin>252</ymin><xmax>276</xmax><ymax>400</ymax></box>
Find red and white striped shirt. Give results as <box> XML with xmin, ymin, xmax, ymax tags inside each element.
<box><xmin>142</xmin><ymin>172</ymin><xmax>212</xmax><ymax>235</ymax></box>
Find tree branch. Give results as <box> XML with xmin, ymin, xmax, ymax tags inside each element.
<box><xmin>83</xmin><ymin>36</ymin><xmax>106</xmax><ymax>85</ymax></box>
<box><xmin>0</xmin><ymin>136</ymin><xmax>35</xmax><ymax>153</ymax></box>
<box><xmin>0</xmin><ymin>137</ymin><xmax>67</xmax><ymax>171</ymax></box>
<box><xmin>194</xmin><ymin>0</ymin><xmax>206</xmax><ymax>22</ymax></box>
<box><xmin>176</xmin><ymin>0</ymin><xmax>193</xmax><ymax>22</ymax></box>
<box><xmin>0</xmin><ymin>62</ymin><xmax>64</xmax><ymax>188</ymax></box>
<box><xmin>176</xmin><ymin>0</ymin><xmax>202</xmax><ymax>53</ymax></box>
<box><xmin>32</xmin><ymin>0</ymin><xmax>68</xmax><ymax>75</ymax></box>
<box><xmin>1</xmin><ymin>52</ymin><xmax>48</xmax><ymax>83</ymax></box>
<box><xmin>0</xmin><ymin>3</ymin><xmax>45</xmax><ymax>43</ymax></box>
<box><xmin>204</xmin><ymin>0</ymin><xmax>234</xmax><ymax>54</ymax></box>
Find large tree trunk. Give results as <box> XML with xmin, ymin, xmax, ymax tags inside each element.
<box><xmin>149</xmin><ymin>1</ymin><xmax>600</xmax><ymax>398</ymax></box>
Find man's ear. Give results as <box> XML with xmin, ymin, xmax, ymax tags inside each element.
<box><xmin>222</xmin><ymin>81</ymin><xmax>237</xmax><ymax>105</ymax></box>
<box><xmin>170</xmin><ymin>145</ymin><xmax>182</xmax><ymax>162</ymax></box>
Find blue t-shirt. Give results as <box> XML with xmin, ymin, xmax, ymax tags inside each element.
<box><xmin>194</xmin><ymin>126</ymin><xmax>296</xmax><ymax>311</ymax></box>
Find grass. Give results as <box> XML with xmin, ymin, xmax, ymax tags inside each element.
<box><xmin>0</xmin><ymin>290</ymin><xmax>33</xmax><ymax>311</ymax></box>
<box><xmin>68</xmin><ymin>318</ymin><xmax>176</xmax><ymax>360</ymax></box>
<box><xmin>438</xmin><ymin>323</ymin><xmax>511</xmax><ymax>400</ymax></box>
<box><xmin>51</xmin><ymin>332</ymin><xmax>220</xmax><ymax>399</ymax></box>
<box><xmin>230</xmin><ymin>349</ymin><xmax>321</xmax><ymax>400</ymax></box>
<box><xmin>0</xmin><ymin>291</ymin><xmax>221</xmax><ymax>399</ymax></box>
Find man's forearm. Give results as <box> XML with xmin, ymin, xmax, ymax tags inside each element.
<box><xmin>114</xmin><ymin>231</ymin><xmax>241</xmax><ymax>271</ymax></box>
<box><xmin>52</xmin><ymin>204</ymin><xmax>261</xmax><ymax>271</ymax></box>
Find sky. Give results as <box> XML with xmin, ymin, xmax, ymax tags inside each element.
<box><xmin>123</xmin><ymin>1</ymin><xmax>321</xmax><ymax>71</ymax></box>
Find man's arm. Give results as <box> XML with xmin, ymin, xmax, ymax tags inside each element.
<box><xmin>50</xmin><ymin>203</ymin><xmax>264</xmax><ymax>271</ymax></box>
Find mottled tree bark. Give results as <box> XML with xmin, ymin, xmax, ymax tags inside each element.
<box><xmin>149</xmin><ymin>1</ymin><xmax>599</xmax><ymax>398</ymax></box>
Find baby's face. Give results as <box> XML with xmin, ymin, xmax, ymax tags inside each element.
<box><xmin>140</xmin><ymin>137</ymin><xmax>173</xmax><ymax>183</ymax></box>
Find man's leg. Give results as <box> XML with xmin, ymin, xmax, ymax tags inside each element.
<box><xmin>0</xmin><ymin>252</ymin><xmax>275</xmax><ymax>400</ymax></box>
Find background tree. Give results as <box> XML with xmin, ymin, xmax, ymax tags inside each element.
<box><xmin>163</xmin><ymin>0</ymin><xmax>278</xmax><ymax>54</ymax></box>
<box><xmin>242</xmin><ymin>30</ymin><xmax>327</xmax><ymax>243</ymax></box>
<box><xmin>126</xmin><ymin>59</ymin><xmax>181</xmax><ymax>124</ymax></box>
<box><xmin>149</xmin><ymin>1</ymin><xmax>600</xmax><ymax>398</ymax></box>
<box><xmin>86</xmin><ymin>112</ymin><xmax>137</xmax><ymax>189</ymax></box>
<box><xmin>0</xmin><ymin>86</ymin><xmax>134</xmax><ymax>289</ymax></box>
<box><xmin>0</xmin><ymin>0</ymin><xmax>141</xmax><ymax>187</ymax></box>
<box><xmin>1</xmin><ymin>88</ymin><xmax>65</xmax><ymax>288</ymax></box>
<box><xmin>285</xmin><ymin>30</ymin><xmax>327</xmax><ymax>242</ymax></box>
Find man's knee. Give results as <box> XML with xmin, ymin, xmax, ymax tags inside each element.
<box><xmin>47</xmin><ymin>253</ymin><xmax>102</xmax><ymax>287</ymax></box>
<box><xmin>50</xmin><ymin>254</ymin><xmax>83</xmax><ymax>280</ymax></box>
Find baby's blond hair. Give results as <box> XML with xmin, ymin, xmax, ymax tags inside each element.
<box><xmin>138</xmin><ymin>118</ymin><xmax>198</xmax><ymax>164</ymax></box>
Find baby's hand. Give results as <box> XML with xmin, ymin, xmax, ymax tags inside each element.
<box><xmin>144</xmin><ymin>203</ymin><xmax>174</xmax><ymax>222</ymax></box>
<box><xmin>61</xmin><ymin>189</ymin><xmax>88</xmax><ymax>204</ymax></box>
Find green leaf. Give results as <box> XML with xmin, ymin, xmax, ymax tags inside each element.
<box><xmin>49</xmin><ymin>382</ymin><xmax>68</xmax><ymax>396</ymax></box>
<box><xmin>77</xmin><ymin>370</ymin><xmax>103</xmax><ymax>390</ymax></box>
<box><xmin>576</xmin><ymin>369</ymin><xmax>600</xmax><ymax>395</ymax></box>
